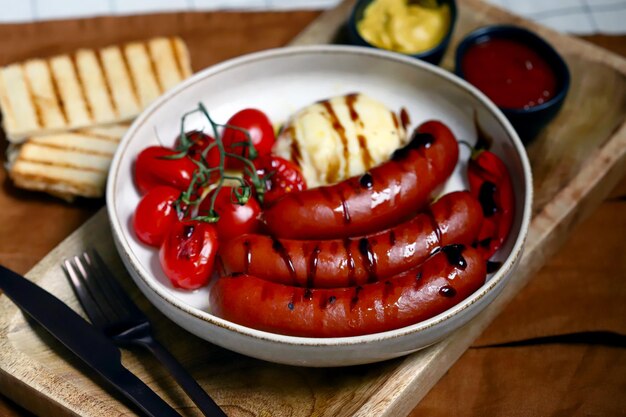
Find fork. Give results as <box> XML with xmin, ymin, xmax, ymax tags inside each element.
<box><xmin>62</xmin><ymin>250</ymin><xmax>227</xmax><ymax>417</ymax></box>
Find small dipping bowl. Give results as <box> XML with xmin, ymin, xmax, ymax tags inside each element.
<box><xmin>348</xmin><ymin>0</ymin><xmax>457</xmax><ymax>65</ymax></box>
<box><xmin>455</xmin><ymin>25</ymin><xmax>570</xmax><ymax>143</ymax></box>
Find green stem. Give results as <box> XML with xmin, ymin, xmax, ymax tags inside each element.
<box><xmin>177</xmin><ymin>108</ymin><xmax>203</xmax><ymax>152</ymax></box>
<box><xmin>217</xmin><ymin>125</ymin><xmax>259</xmax><ymax>160</ymax></box>
<box><xmin>458</xmin><ymin>140</ymin><xmax>482</xmax><ymax>160</ymax></box>
<box><xmin>172</xmin><ymin>102</ymin><xmax>268</xmax><ymax>222</ymax></box>
<box><xmin>225</xmin><ymin>151</ymin><xmax>265</xmax><ymax>202</ymax></box>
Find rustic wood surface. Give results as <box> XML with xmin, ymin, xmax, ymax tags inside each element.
<box><xmin>1</xmin><ymin>0</ymin><xmax>625</xmax><ymax>416</ymax></box>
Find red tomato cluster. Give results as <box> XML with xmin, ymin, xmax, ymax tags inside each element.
<box><xmin>132</xmin><ymin>108</ymin><xmax>307</xmax><ymax>290</ymax></box>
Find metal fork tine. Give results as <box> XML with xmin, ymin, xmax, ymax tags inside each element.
<box><xmin>63</xmin><ymin>249</ymin><xmax>227</xmax><ymax>416</ymax></box>
<box><xmin>62</xmin><ymin>258</ymin><xmax>108</xmax><ymax>329</ymax></box>
<box><xmin>74</xmin><ymin>254</ymin><xmax>123</xmax><ymax>324</ymax></box>
<box><xmin>87</xmin><ymin>249</ymin><xmax>146</xmax><ymax>320</ymax></box>
<box><xmin>78</xmin><ymin>252</ymin><xmax>128</xmax><ymax>324</ymax></box>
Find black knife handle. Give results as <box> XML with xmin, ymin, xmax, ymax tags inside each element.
<box><xmin>0</xmin><ymin>265</ymin><xmax>182</xmax><ymax>417</ymax></box>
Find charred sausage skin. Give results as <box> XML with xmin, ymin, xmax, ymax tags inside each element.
<box><xmin>263</xmin><ymin>120</ymin><xmax>460</xmax><ymax>239</ymax></box>
<box><xmin>211</xmin><ymin>245</ymin><xmax>487</xmax><ymax>337</ymax></box>
<box><xmin>220</xmin><ymin>191</ymin><xmax>483</xmax><ymax>288</ymax></box>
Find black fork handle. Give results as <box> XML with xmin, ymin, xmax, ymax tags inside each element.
<box><xmin>133</xmin><ymin>337</ymin><xmax>227</xmax><ymax>417</ymax></box>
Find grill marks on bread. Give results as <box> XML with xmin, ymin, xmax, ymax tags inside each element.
<box><xmin>9</xmin><ymin>125</ymin><xmax>128</xmax><ymax>201</ymax></box>
<box><xmin>0</xmin><ymin>36</ymin><xmax>191</xmax><ymax>142</ymax></box>
<box><xmin>4</xmin><ymin>37</ymin><xmax>193</xmax><ymax>200</ymax></box>
<box><xmin>75</xmin><ymin>49</ymin><xmax>116</xmax><ymax>122</ymax></box>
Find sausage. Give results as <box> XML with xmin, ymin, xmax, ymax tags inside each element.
<box><xmin>211</xmin><ymin>245</ymin><xmax>487</xmax><ymax>337</ymax></box>
<box><xmin>263</xmin><ymin>120</ymin><xmax>459</xmax><ymax>239</ymax></box>
<box><xmin>220</xmin><ymin>191</ymin><xmax>483</xmax><ymax>288</ymax></box>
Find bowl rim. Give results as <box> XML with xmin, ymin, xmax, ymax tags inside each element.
<box><xmin>106</xmin><ymin>44</ymin><xmax>533</xmax><ymax>348</ymax></box>
<box><xmin>454</xmin><ymin>24</ymin><xmax>571</xmax><ymax>115</ymax></box>
<box><xmin>347</xmin><ymin>0</ymin><xmax>458</xmax><ymax>60</ymax></box>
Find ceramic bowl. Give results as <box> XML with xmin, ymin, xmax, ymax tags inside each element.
<box><xmin>455</xmin><ymin>25</ymin><xmax>570</xmax><ymax>143</ymax></box>
<box><xmin>347</xmin><ymin>0</ymin><xmax>457</xmax><ymax>64</ymax></box>
<box><xmin>107</xmin><ymin>45</ymin><xmax>532</xmax><ymax>367</ymax></box>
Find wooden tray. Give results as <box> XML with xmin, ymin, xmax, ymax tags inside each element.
<box><xmin>1</xmin><ymin>1</ymin><xmax>625</xmax><ymax>416</ymax></box>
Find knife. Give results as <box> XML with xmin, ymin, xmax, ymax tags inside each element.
<box><xmin>0</xmin><ymin>264</ymin><xmax>182</xmax><ymax>417</ymax></box>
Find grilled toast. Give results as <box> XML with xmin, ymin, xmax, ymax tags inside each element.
<box><xmin>8</xmin><ymin>124</ymin><xmax>129</xmax><ymax>201</ymax></box>
<box><xmin>0</xmin><ymin>36</ymin><xmax>191</xmax><ymax>143</ymax></box>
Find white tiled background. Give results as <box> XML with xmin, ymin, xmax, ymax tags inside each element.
<box><xmin>0</xmin><ymin>0</ymin><xmax>624</xmax><ymax>35</ymax></box>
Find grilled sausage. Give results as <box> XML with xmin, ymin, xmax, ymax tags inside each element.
<box><xmin>263</xmin><ymin>120</ymin><xmax>459</xmax><ymax>239</ymax></box>
<box><xmin>211</xmin><ymin>245</ymin><xmax>486</xmax><ymax>337</ymax></box>
<box><xmin>220</xmin><ymin>191</ymin><xmax>483</xmax><ymax>288</ymax></box>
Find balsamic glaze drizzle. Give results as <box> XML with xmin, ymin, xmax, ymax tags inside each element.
<box><xmin>400</xmin><ymin>108</ymin><xmax>411</xmax><ymax>130</ymax></box>
<box><xmin>350</xmin><ymin>286</ymin><xmax>363</xmax><ymax>310</ymax></box>
<box><xmin>339</xmin><ymin>193</ymin><xmax>352</xmax><ymax>224</ymax></box>
<box><xmin>391</xmin><ymin>132</ymin><xmax>435</xmax><ymax>161</ymax></box>
<box><xmin>414</xmin><ymin>271</ymin><xmax>423</xmax><ymax>289</ymax></box>
<box><xmin>307</xmin><ymin>245</ymin><xmax>321</xmax><ymax>288</ymax></box>
<box><xmin>271</xmin><ymin>237</ymin><xmax>297</xmax><ymax>283</ymax></box>
<box><xmin>389</xmin><ymin>230</ymin><xmax>396</xmax><ymax>246</ymax></box>
<box><xmin>478</xmin><ymin>237</ymin><xmax>492</xmax><ymax>248</ymax></box>
<box><xmin>486</xmin><ymin>261</ymin><xmax>502</xmax><ymax>274</ymax></box>
<box><xmin>321</xmin><ymin>100</ymin><xmax>350</xmax><ymax>179</ymax></box>
<box><xmin>183</xmin><ymin>224</ymin><xmax>195</xmax><ymax>238</ymax></box>
<box><xmin>343</xmin><ymin>239</ymin><xmax>357</xmax><ymax>286</ymax></box>
<box><xmin>442</xmin><ymin>244</ymin><xmax>467</xmax><ymax>270</ymax></box>
<box><xmin>479</xmin><ymin>181</ymin><xmax>498</xmax><ymax>217</ymax></box>
<box><xmin>359</xmin><ymin>172</ymin><xmax>374</xmax><ymax>189</ymax></box>
<box><xmin>358</xmin><ymin>238</ymin><xmax>378</xmax><ymax>282</ymax></box>
<box><xmin>319</xmin><ymin>295</ymin><xmax>337</xmax><ymax>310</ymax></box>
<box><xmin>425</xmin><ymin>208</ymin><xmax>442</xmax><ymax>248</ymax></box>
<box><xmin>439</xmin><ymin>286</ymin><xmax>457</xmax><ymax>298</ymax></box>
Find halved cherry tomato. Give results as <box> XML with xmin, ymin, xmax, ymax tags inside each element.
<box><xmin>133</xmin><ymin>186</ymin><xmax>181</xmax><ymax>247</ymax></box>
<box><xmin>134</xmin><ymin>146</ymin><xmax>197</xmax><ymax>195</ymax></box>
<box><xmin>249</xmin><ymin>155</ymin><xmax>307</xmax><ymax>206</ymax></box>
<box><xmin>159</xmin><ymin>220</ymin><xmax>218</xmax><ymax>290</ymax></box>
<box><xmin>222</xmin><ymin>109</ymin><xmax>275</xmax><ymax>167</ymax></box>
<box><xmin>174</xmin><ymin>131</ymin><xmax>220</xmax><ymax>166</ymax></box>
<box><xmin>199</xmin><ymin>186</ymin><xmax>262</xmax><ymax>241</ymax></box>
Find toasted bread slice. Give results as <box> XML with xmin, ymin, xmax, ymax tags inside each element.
<box><xmin>0</xmin><ymin>36</ymin><xmax>192</xmax><ymax>143</ymax></box>
<box><xmin>8</xmin><ymin>124</ymin><xmax>128</xmax><ymax>201</ymax></box>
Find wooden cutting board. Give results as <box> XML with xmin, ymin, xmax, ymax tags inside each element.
<box><xmin>1</xmin><ymin>1</ymin><xmax>625</xmax><ymax>416</ymax></box>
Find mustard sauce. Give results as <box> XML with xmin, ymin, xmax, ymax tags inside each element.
<box><xmin>357</xmin><ymin>0</ymin><xmax>450</xmax><ymax>54</ymax></box>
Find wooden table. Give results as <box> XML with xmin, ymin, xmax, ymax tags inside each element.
<box><xmin>0</xmin><ymin>8</ymin><xmax>624</xmax><ymax>417</ymax></box>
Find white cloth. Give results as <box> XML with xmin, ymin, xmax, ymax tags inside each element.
<box><xmin>0</xmin><ymin>0</ymin><xmax>624</xmax><ymax>35</ymax></box>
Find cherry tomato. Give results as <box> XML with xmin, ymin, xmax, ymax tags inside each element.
<box><xmin>133</xmin><ymin>186</ymin><xmax>181</xmax><ymax>247</ymax></box>
<box><xmin>222</xmin><ymin>109</ymin><xmax>275</xmax><ymax>167</ymax></box>
<box><xmin>199</xmin><ymin>186</ymin><xmax>262</xmax><ymax>241</ymax></box>
<box><xmin>174</xmin><ymin>131</ymin><xmax>220</xmax><ymax>167</ymax></box>
<box><xmin>249</xmin><ymin>155</ymin><xmax>307</xmax><ymax>206</ymax></box>
<box><xmin>159</xmin><ymin>220</ymin><xmax>218</xmax><ymax>290</ymax></box>
<box><xmin>135</xmin><ymin>146</ymin><xmax>197</xmax><ymax>195</ymax></box>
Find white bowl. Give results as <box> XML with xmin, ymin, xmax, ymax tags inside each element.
<box><xmin>107</xmin><ymin>45</ymin><xmax>532</xmax><ymax>367</ymax></box>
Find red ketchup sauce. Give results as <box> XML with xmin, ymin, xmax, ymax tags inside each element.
<box><xmin>461</xmin><ymin>38</ymin><xmax>557</xmax><ymax>110</ymax></box>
